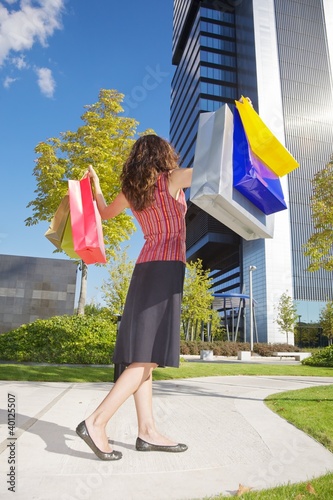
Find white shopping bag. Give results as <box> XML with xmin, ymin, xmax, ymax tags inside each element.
<box><xmin>190</xmin><ymin>103</ymin><xmax>275</xmax><ymax>240</ymax></box>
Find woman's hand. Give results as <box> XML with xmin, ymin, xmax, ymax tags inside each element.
<box><xmin>88</xmin><ymin>165</ymin><xmax>99</xmax><ymax>183</ymax></box>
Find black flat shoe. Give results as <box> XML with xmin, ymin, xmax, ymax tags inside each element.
<box><xmin>76</xmin><ymin>421</ymin><xmax>122</xmax><ymax>461</ymax></box>
<box><xmin>136</xmin><ymin>437</ymin><xmax>188</xmax><ymax>453</ymax></box>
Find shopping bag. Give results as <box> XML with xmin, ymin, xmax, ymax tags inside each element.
<box><xmin>68</xmin><ymin>176</ymin><xmax>107</xmax><ymax>264</ymax></box>
<box><xmin>235</xmin><ymin>97</ymin><xmax>299</xmax><ymax>176</ymax></box>
<box><xmin>44</xmin><ymin>195</ymin><xmax>70</xmax><ymax>249</ymax></box>
<box><xmin>233</xmin><ymin>107</ymin><xmax>288</xmax><ymax>215</ymax></box>
<box><xmin>190</xmin><ymin>103</ymin><xmax>275</xmax><ymax>240</ymax></box>
<box><xmin>60</xmin><ymin>211</ymin><xmax>81</xmax><ymax>259</ymax></box>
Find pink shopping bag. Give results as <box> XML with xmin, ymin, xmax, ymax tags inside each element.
<box><xmin>68</xmin><ymin>176</ymin><xmax>107</xmax><ymax>264</ymax></box>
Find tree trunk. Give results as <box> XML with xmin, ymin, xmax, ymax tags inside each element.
<box><xmin>77</xmin><ymin>261</ymin><xmax>88</xmax><ymax>315</ymax></box>
<box><xmin>185</xmin><ymin>320</ymin><xmax>190</xmax><ymax>341</ymax></box>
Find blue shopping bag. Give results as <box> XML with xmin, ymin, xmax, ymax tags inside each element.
<box><xmin>233</xmin><ymin>107</ymin><xmax>288</xmax><ymax>215</ymax></box>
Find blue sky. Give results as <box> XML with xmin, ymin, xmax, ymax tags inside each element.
<box><xmin>0</xmin><ymin>0</ymin><xmax>174</xmax><ymax>305</ymax></box>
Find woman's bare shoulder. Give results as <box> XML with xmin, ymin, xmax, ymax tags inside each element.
<box><xmin>169</xmin><ymin>167</ymin><xmax>193</xmax><ymax>189</ymax></box>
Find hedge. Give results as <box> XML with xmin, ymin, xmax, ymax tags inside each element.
<box><xmin>0</xmin><ymin>315</ymin><xmax>117</xmax><ymax>364</ymax></box>
<box><xmin>180</xmin><ymin>341</ymin><xmax>301</xmax><ymax>357</ymax></box>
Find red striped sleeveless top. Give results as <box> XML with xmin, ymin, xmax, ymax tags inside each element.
<box><xmin>132</xmin><ymin>173</ymin><xmax>187</xmax><ymax>264</ymax></box>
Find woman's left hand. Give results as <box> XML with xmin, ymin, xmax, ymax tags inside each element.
<box><xmin>88</xmin><ymin>165</ymin><xmax>99</xmax><ymax>183</ymax></box>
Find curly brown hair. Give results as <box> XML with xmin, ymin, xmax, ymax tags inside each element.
<box><xmin>121</xmin><ymin>134</ymin><xmax>180</xmax><ymax>211</ymax></box>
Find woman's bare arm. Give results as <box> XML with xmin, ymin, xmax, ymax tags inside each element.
<box><xmin>89</xmin><ymin>165</ymin><xmax>130</xmax><ymax>220</ymax></box>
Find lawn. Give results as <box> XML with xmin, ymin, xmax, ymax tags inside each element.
<box><xmin>265</xmin><ymin>385</ymin><xmax>333</xmax><ymax>453</ymax></box>
<box><xmin>0</xmin><ymin>360</ymin><xmax>332</xmax><ymax>382</ymax></box>
<box><xmin>206</xmin><ymin>472</ymin><xmax>333</xmax><ymax>499</ymax></box>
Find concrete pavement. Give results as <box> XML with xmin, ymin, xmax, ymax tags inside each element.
<box><xmin>1</xmin><ymin>374</ymin><xmax>333</xmax><ymax>499</ymax></box>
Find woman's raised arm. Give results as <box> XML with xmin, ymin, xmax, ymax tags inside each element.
<box><xmin>88</xmin><ymin>165</ymin><xmax>130</xmax><ymax>220</ymax></box>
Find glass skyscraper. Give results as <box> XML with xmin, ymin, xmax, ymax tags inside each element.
<box><xmin>171</xmin><ymin>0</ymin><xmax>333</xmax><ymax>343</ymax></box>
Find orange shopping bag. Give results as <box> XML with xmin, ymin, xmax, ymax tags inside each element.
<box><xmin>68</xmin><ymin>176</ymin><xmax>107</xmax><ymax>264</ymax></box>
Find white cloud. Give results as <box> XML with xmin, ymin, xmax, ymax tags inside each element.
<box><xmin>0</xmin><ymin>0</ymin><xmax>65</xmax><ymax>66</ymax></box>
<box><xmin>35</xmin><ymin>66</ymin><xmax>55</xmax><ymax>98</ymax></box>
<box><xmin>3</xmin><ymin>75</ymin><xmax>17</xmax><ymax>88</ymax></box>
<box><xmin>11</xmin><ymin>54</ymin><xmax>28</xmax><ymax>69</ymax></box>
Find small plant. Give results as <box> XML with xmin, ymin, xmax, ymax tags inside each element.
<box><xmin>302</xmin><ymin>345</ymin><xmax>333</xmax><ymax>367</ymax></box>
<box><xmin>275</xmin><ymin>291</ymin><xmax>298</xmax><ymax>344</ymax></box>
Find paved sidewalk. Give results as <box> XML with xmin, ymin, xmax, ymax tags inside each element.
<box><xmin>1</xmin><ymin>375</ymin><xmax>333</xmax><ymax>500</ymax></box>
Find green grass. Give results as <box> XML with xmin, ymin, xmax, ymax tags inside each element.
<box><xmin>265</xmin><ymin>385</ymin><xmax>333</xmax><ymax>453</ymax></box>
<box><xmin>0</xmin><ymin>363</ymin><xmax>116</xmax><ymax>382</ymax></box>
<box><xmin>0</xmin><ymin>360</ymin><xmax>332</xmax><ymax>382</ymax></box>
<box><xmin>205</xmin><ymin>472</ymin><xmax>333</xmax><ymax>499</ymax></box>
<box><xmin>153</xmin><ymin>362</ymin><xmax>333</xmax><ymax>380</ymax></box>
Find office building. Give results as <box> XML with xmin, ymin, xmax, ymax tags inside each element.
<box><xmin>171</xmin><ymin>0</ymin><xmax>333</xmax><ymax>342</ymax></box>
<box><xmin>0</xmin><ymin>254</ymin><xmax>77</xmax><ymax>334</ymax></box>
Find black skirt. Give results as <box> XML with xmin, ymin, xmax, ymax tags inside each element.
<box><xmin>113</xmin><ymin>260</ymin><xmax>185</xmax><ymax>368</ymax></box>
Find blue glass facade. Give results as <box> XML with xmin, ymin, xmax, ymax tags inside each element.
<box><xmin>171</xmin><ymin>1</ymin><xmax>242</xmax><ymax>303</ymax></box>
<box><xmin>171</xmin><ymin>0</ymin><xmax>333</xmax><ymax>342</ymax></box>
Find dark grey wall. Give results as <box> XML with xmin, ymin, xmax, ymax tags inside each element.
<box><xmin>0</xmin><ymin>254</ymin><xmax>77</xmax><ymax>334</ymax></box>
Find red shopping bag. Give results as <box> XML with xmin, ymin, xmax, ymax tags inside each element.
<box><xmin>68</xmin><ymin>176</ymin><xmax>107</xmax><ymax>264</ymax></box>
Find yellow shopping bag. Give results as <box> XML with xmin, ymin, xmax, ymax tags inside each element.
<box><xmin>235</xmin><ymin>97</ymin><xmax>299</xmax><ymax>176</ymax></box>
<box><xmin>45</xmin><ymin>194</ymin><xmax>81</xmax><ymax>259</ymax></box>
<box><xmin>61</xmin><ymin>212</ymin><xmax>81</xmax><ymax>259</ymax></box>
<box><xmin>44</xmin><ymin>195</ymin><xmax>70</xmax><ymax>249</ymax></box>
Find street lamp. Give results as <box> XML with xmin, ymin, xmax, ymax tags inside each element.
<box><xmin>249</xmin><ymin>265</ymin><xmax>257</xmax><ymax>351</ymax></box>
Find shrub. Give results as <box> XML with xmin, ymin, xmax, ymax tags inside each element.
<box><xmin>253</xmin><ymin>343</ymin><xmax>300</xmax><ymax>357</ymax></box>
<box><xmin>302</xmin><ymin>345</ymin><xmax>333</xmax><ymax>367</ymax></box>
<box><xmin>180</xmin><ymin>341</ymin><xmax>306</xmax><ymax>357</ymax></box>
<box><xmin>180</xmin><ymin>341</ymin><xmax>250</xmax><ymax>356</ymax></box>
<box><xmin>0</xmin><ymin>315</ymin><xmax>117</xmax><ymax>364</ymax></box>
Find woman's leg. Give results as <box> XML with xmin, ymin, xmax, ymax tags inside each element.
<box><xmin>133</xmin><ymin>369</ymin><xmax>178</xmax><ymax>446</ymax></box>
<box><xmin>85</xmin><ymin>362</ymin><xmax>157</xmax><ymax>452</ymax></box>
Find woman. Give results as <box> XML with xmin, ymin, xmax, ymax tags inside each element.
<box><xmin>76</xmin><ymin>134</ymin><xmax>192</xmax><ymax>460</ymax></box>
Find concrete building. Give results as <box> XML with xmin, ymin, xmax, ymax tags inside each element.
<box><xmin>171</xmin><ymin>0</ymin><xmax>333</xmax><ymax>342</ymax></box>
<box><xmin>0</xmin><ymin>254</ymin><xmax>77</xmax><ymax>334</ymax></box>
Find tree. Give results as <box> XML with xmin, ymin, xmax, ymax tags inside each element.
<box><xmin>25</xmin><ymin>89</ymin><xmax>146</xmax><ymax>314</ymax></box>
<box><xmin>181</xmin><ymin>259</ymin><xmax>220</xmax><ymax>341</ymax></box>
<box><xmin>275</xmin><ymin>291</ymin><xmax>298</xmax><ymax>344</ymax></box>
<box><xmin>304</xmin><ymin>155</ymin><xmax>333</xmax><ymax>271</ymax></box>
<box><xmin>101</xmin><ymin>248</ymin><xmax>134</xmax><ymax>317</ymax></box>
<box><xmin>84</xmin><ymin>301</ymin><xmax>113</xmax><ymax>319</ymax></box>
<box><xmin>319</xmin><ymin>301</ymin><xmax>333</xmax><ymax>345</ymax></box>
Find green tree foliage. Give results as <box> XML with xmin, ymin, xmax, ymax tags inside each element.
<box><xmin>304</xmin><ymin>155</ymin><xmax>333</xmax><ymax>271</ymax></box>
<box><xmin>101</xmin><ymin>248</ymin><xmax>134</xmax><ymax>317</ymax></box>
<box><xmin>84</xmin><ymin>301</ymin><xmax>113</xmax><ymax>319</ymax></box>
<box><xmin>25</xmin><ymin>89</ymin><xmax>146</xmax><ymax>313</ymax></box>
<box><xmin>181</xmin><ymin>259</ymin><xmax>220</xmax><ymax>341</ymax></box>
<box><xmin>275</xmin><ymin>291</ymin><xmax>298</xmax><ymax>344</ymax></box>
<box><xmin>319</xmin><ymin>301</ymin><xmax>333</xmax><ymax>345</ymax></box>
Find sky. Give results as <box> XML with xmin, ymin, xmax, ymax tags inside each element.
<box><xmin>0</xmin><ymin>0</ymin><xmax>175</xmax><ymax>306</ymax></box>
